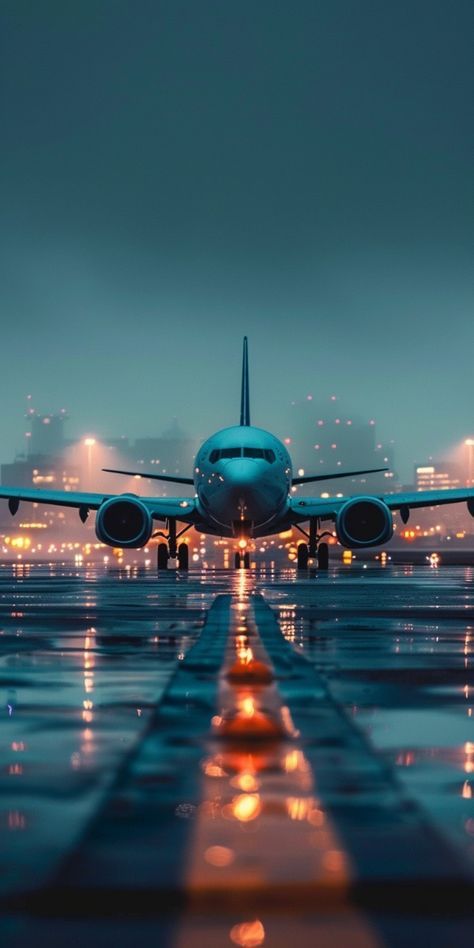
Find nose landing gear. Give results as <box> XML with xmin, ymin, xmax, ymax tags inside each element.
<box><xmin>234</xmin><ymin>551</ymin><xmax>251</xmax><ymax>569</ymax></box>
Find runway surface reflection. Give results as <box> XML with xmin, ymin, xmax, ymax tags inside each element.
<box><xmin>0</xmin><ymin>561</ymin><xmax>472</xmax><ymax>947</ymax></box>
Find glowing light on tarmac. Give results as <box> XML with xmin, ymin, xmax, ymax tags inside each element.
<box><xmin>230</xmin><ymin>793</ymin><xmax>262</xmax><ymax>822</ymax></box>
<box><xmin>204</xmin><ymin>845</ymin><xmax>235</xmax><ymax>867</ymax></box>
<box><xmin>283</xmin><ymin>750</ymin><xmax>309</xmax><ymax>774</ymax></box>
<box><xmin>239</xmin><ymin>695</ymin><xmax>256</xmax><ymax>718</ymax></box>
<box><xmin>231</xmin><ymin>772</ymin><xmax>260</xmax><ymax>792</ymax></box>
<box><xmin>285</xmin><ymin>796</ymin><xmax>312</xmax><ymax>821</ymax></box>
<box><xmin>202</xmin><ymin>757</ymin><xmax>226</xmax><ymax>778</ymax></box>
<box><xmin>229</xmin><ymin>919</ymin><xmax>265</xmax><ymax>947</ymax></box>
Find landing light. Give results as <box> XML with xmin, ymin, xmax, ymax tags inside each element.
<box><xmin>238</xmin><ymin>539</ymin><xmax>247</xmax><ymax>549</ymax></box>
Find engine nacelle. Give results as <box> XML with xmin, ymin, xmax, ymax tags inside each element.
<box><xmin>95</xmin><ymin>495</ymin><xmax>153</xmax><ymax>548</ymax></box>
<box><xmin>336</xmin><ymin>496</ymin><xmax>393</xmax><ymax>549</ymax></box>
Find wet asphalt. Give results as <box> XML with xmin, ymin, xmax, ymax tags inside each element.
<box><xmin>0</xmin><ymin>561</ymin><xmax>473</xmax><ymax>947</ymax></box>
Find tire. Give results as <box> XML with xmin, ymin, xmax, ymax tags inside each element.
<box><xmin>157</xmin><ymin>542</ymin><xmax>168</xmax><ymax>570</ymax></box>
<box><xmin>243</xmin><ymin>552</ymin><xmax>250</xmax><ymax>569</ymax></box>
<box><xmin>177</xmin><ymin>543</ymin><xmax>189</xmax><ymax>570</ymax></box>
<box><xmin>318</xmin><ymin>542</ymin><xmax>329</xmax><ymax>570</ymax></box>
<box><xmin>234</xmin><ymin>552</ymin><xmax>241</xmax><ymax>569</ymax></box>
<box><xmin>297</xmin><ymin>543</ymin><xmax>309</xmax><ymax>570</ymax></box>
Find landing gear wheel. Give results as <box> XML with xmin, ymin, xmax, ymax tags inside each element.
<box><xmin>243</xmin><ymin>552</ymin><xmax>250</xmax><ymax>569</ymax></box>
<box><xmin>297</xmin><ymin>543</ymin><xmax>309</xmax><ymax>570</ymax></box>
<box><xmin>177</xmin><ymin>543</ymin><xmax>189</xmax><ymax>571</ymax></box>
<box><xmin>234</xmin><ymin>552</ymin><xmax>242</xmax><ymax>569</ymax></box>
<box><xmin>157</xmin><ymin>543</ymin><xmax>168</xmax><ymax>570</ymax></box>
<box><xmin>318</xmin><ymin>542</ymin><xmax>329</xmax><ymax>570</ymax></box>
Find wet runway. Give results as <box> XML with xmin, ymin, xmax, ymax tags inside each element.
<box><xmin>0</xmin><ymin>562</ymin><xmax>473</xmax><ymax>947</ymax></box>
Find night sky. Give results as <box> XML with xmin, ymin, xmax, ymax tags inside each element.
<box><xmin>1</xmin><ymin>1</ymin><xmax>472</xmax><ymax>480</ymax></box>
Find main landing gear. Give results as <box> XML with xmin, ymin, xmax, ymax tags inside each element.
<box><xmin>156</xmin><ymin>519</ymin><xmax>191</xmax><ymax>571</ymax></box>
<box><xmin>295</xmin><ymin>518</ymin><xmax>331</xmax><ymax>571</ymax></box>
<box><xmin>296</xmin><ymin>541</ymin><xmax>329</xmax><ymax>570</ymax></box>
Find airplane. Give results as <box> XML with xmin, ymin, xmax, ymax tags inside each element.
<box><xmin>1</xmin><ymin>337</ymin><xmax>474</xmax><ymax>571</ymax></box>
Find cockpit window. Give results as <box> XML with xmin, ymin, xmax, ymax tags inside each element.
<box><xmin>209</xmin><ymin>447</ymin><xmax>276</xmax><ymax>463</ymax></box>
<box><xmin>220</xmin><ymin>447</ymin><xmax>242</xmax><ymax>458</ymax></box>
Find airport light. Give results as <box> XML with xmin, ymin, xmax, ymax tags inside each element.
<box><xmin>83</xmin><ymin>438</ymin><xmax>96</xmax><ymax>486</ymax></box>
<box><xmin>465</xmin><ymin>439</ymin><xmax>474</xmax><ymax>484</ymax></box>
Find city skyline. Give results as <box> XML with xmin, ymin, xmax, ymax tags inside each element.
<box><xmin>1</xmin><ymin>396</ymin><xmax>473</xmax><ymax>489</ymax></box>
<box><xmin>1</xmin><ymin>3</ymin><xmax>472</xmax><ymax>481</ymax></box>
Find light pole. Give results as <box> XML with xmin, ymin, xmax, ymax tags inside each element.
<box><xmin>465</xmin><ymin>439</ymin><xmax>474</xmax><ymax>485</ymax></box>
<box><xmin>84</xmin><ymin>438</ymin><xmax>96</xmax><ymax>487</ymax></box>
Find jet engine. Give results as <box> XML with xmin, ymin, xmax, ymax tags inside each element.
<box><xmin>336</xmin><ymin>496</ymin><xmax>393</xmax><ymax>548</ymax></box>
<box><xmin>95</xmin><ymin>495</ymin><xmax>153</xmax><ymax>548</ymax></box>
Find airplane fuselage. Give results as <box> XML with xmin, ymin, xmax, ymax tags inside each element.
<box><xmin>193</xmin><ymin>425</ymin><xmax>292</xmax><ymax>538</ymax></box>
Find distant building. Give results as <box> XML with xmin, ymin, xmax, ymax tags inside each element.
<box><xmin>0</xmin><ymin>408</ymin><xmax>80</xmax><ymax>534</ymax></box>
<box><xmin>415</xmin><ymin>462</ymin><xmax>462</xmax><ymax>491</ymax></box>
<box><xmin>412</xmin><ymin>461</ymin><xmax>469</xmax><ymax>534</ymax></box>
<box><xmin>131</xmin><ymin>420</ymin><xmax>197</xmax><ymax>477</ymax></box>
<box><xmin>0</xmin><ymin>456</ymin><xmax>81</xmax><ymax>532</ymax></box>
<box><xmin>284</xmin><ymin>395</ymin><xmax>397</xmax><ymax>493</ymax></box>
<box><xmin>26</xmin><ymin>411</ymin><xmax>67</xmax><ymax>457</ymax></box>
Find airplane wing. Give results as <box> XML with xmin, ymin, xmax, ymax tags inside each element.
<box><xmin>290</xmin><ymin>487</ymin><xmax>474</xmax><ymax>523</ymax></box>
<box><xmin>0</xmin><ymin>486</ymin><xmax>198</xmax><ymax>523</ymax></box>
<box><xmin>102</xmin><ymin>468</ymin><xmax>194</xmax><ymax>485</ymax></box>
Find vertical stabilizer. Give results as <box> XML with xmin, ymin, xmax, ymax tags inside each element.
<box><xmin>240</xmin><ymin>337</ymin><xmax>251</xmax><ymax>427</ymax></box>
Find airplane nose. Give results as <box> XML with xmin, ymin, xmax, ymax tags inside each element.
<box><xmin>215</xmin><ymin>460</ymin><xmax>270</xmax><ymax>522</ymax></box>
<box><xmin>221</xmin><ymin>460</ymin><xmax>257</xmax><ymax>488</ymax></box>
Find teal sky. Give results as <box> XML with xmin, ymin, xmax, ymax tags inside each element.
<box><xmin>0</xmin><ymin>1</ymin><xmax>473</xmax><ymax>479</ymax></box>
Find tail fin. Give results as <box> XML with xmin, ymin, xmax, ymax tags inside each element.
<box><xmin>240</xmin><ymin>336</ymin><xmax>251</xmax><ymax>426</ymax></box>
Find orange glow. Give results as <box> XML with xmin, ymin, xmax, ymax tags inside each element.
<box><xmin>231</xmin><ymin>793</ymin><xmax>262</xmax><ymax>822</ymax></box>
<box><xmin>230</xmin><ymin>919</ymin><xmax>265</xmax><ymax>947</ymax></box>
<box><xmin>226</xmin><ymin>658</ymin><xmax>274</xmax><ymax>685</ymax></box>
<box><xmin>9</xmin><ymin>536</ymin><xmax>31</xmax><ymax>550</ymax></box>
<box><xmin>240</xmin><ymin>695</ymin><xmax>256</xmax><ymax>718</ymax></box>
<box><xmin>322</xmin><ymin>849</ymin><xmax>346</xmax><ymax>873</ymax></box>
<box><xmin>217</xmin><ymin>707</ymin><xmax>284</xmax><ymax>741</ymax></box>
<box><xmin>462</xmin><ymin>780</ymin><xmax>472</xmax><ymax>799</ymax></box>
<box><xmin>202</xmin><ymin>757</ymin><xmax>226</xmax><ymax>778</ymax></box>
<box><xmin>238</xmin><ymin>539</ymin><xmax>247</xmax><ymax>549</ymax></box>
<box><xmin>283</xmin><ymin>749</ymin><xmax>309</xmax><ymax>773</ymax></box>
<box><xmin>237</xmin><ymin>646</ymin><xmax>253</xmax><ymax>664</ymax></box>
<box><xmin>231</xmin><ymin>771</ymin><xmax>260</xmax><ymax>792</ymax></box>
<box><xmin>286</xmin><ymin>796</ymin><xmax>313</xmax><ymax>821</ymax></box>
<box><xmin>204</xmin><ymin>845</ymin><xmax>235</xmax><ymax>867</ymax></box>
<box><xmin>308</xmin><ymin>805</ymin><xmax>325</xmax><ymax>827</ymax></box>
